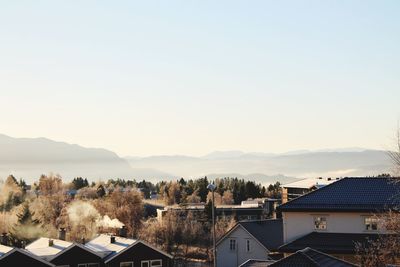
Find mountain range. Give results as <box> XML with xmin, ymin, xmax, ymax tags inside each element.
<box><xmin>0</xmin><ymin>134</ymin><xmax>394</xmax><ymax>185</ymax></box>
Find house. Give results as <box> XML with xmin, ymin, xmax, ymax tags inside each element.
<box><xmin>0</xmin><ymin>248</ymin><xmax>55</xmax><ymax>267</ymax></box>
<box><xmin>26</xmin><ymin>237</ymin><xmax>73</xmax><ymax>261</ymax></box>
<box><xmin>216</xmin><ymin>219</ymin><xmax>283</xmax><ymax>267</ymax></box>
<box><xmin>157</xmin><ymin>198</ymin><xmax>275</xmax><ymax>222</ymax></box>
<box><xmin>269</xmin><ymin>247</ymin><xmax>357</xmax><ymax>267</ymax></box>
<box><xmin>49</xmin><ymin>243</ymin><xmax>108</xmax><ymax>267</ymax></box>
<box><xmin>281</xmin><ymin>177</ymin><xmax>339</xmax><ymax>204</ymax></box>
<box><xmin>277</xmin><ymin>177</ymin><xmax>400</xmax><ymax>262</ymax></box>
<box><xmin>85</xmin><ymin>234</ymin><xmax>173</xmax><ymax>267</ymax></box>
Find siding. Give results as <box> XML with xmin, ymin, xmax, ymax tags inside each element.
<box><xmin>216</xmin><ymin>226</ymin><xmax>269</xmax><ymax>267</ymax></box>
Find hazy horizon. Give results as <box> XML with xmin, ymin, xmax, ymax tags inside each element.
<box><xmin>1</xmin><ymin>1</ymin><xmax>400</xmax><ymax>157</ymax></box>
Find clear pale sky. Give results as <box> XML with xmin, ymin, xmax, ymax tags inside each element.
<box><xmin>0</xmin><ymin>1</ymin><xmax>399</xmax><ymax>157</ymax></box>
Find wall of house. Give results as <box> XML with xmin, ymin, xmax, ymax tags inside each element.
<box><xmin>106</xmin><ymin>242</ymin><xmax>172</xmax><ymax>267</ymax></box>
<box><xmin>216</xmin><ymin>226</ymin><xmax>269</xmax><ymax>267</ymax></box>
<box><xmin>50</xmin><ymin>246</ymin><xmax>104</xmax><ymax>267</ymax></box>
<box><xmin>0</xmin><ymin>251</ymin><xmax>52</xmax><ymax>267</ymax></box>
<box><xmin>282</xmin><ymin>211</ymin><xmax>382</xmax><ymax>243</ymax></box>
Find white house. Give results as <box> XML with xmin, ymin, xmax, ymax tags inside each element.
<box><xmin>216</xmin><ymin>219</ymin><xmax>283</xmax><ymax>267</ymax></box>
<box><xmin>277</xmin><ymin>177</ymin><xmax>400</xmax><ymax>262</ymax></box>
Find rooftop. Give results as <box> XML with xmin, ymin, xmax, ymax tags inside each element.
<box><xmin>270</xmin><ymin>247</ymin><xmax>357</xmax><ymax>267</ymax></box>
<box><xmin>279</xmin><ymin>232</ymin><xmax>383</xmax><ymax>254</ymax></box>
<box><xmin>85</xmin><ymin>234</ymin><xmax>136</xmax><ymax>254</ymax></box>
<box><xmin>0</xmin><ymin>244</ymin><xmax>12</xmax><ymax>257</ymax></box>
<box><xmin>278</xmin><ymin>177</ymin><xmax>400</xmax><ymax>212</ymax></box>
<box><xmin>239</xmin><ymin>259</ymin><xmax>276</xmax><ymax>267</ymax></box>
<box><xmin>282</xmin><ymin>177</ymin><xmax>339</xmax><ymax>189</ymax></box>
<box><xmin>26</xmin><ymin>237</ymin><xmax>72</xmax><ymax>257</ymax></box>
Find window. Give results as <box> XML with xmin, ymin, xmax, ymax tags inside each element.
<box><xmin>246</xmin><ymin>239</ymin><xmax>251</xmax><ymax>252</ymax></box>
<box><xmin>314</xmin><ymin>216</ymin><xmax>327</xmax><ymax>230</ymax></box>
<box><xmin>229</xmin><ymin>239</ymin><xmax>236</xmax><ymax>251</ymax></box>
<box><xmin>151</xmin><ymin>259</ymin><xmax>162</xmax><ymax>267</ymax></box>
<box><xmin>141</xmin><ymin>261</ymin><xmax>150</xmax><ymax>267</ymax></box>
<box><xmin>365</xmin><ymin>217</ymin><xmax>378</xmax><ymax>231</ymax></box>
<box><xmin>120</xmin><ymin>262</ymin><xmax>134</xmax><ymax>267</ymax></box>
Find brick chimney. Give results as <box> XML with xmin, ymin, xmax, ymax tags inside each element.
<box><xmin>48</xmin><ymin>239</ymin><xmax>54</xmax><ymax>247</ymax></box>
<box><xmin>119</xmin><ymin>226</ymin><xmax>127</xmax><ymax>238</ymax></box>
<box><xmin>110</xmin><ymin>235</ymin><xmax>116</xmax><ymax>244</ymax></box>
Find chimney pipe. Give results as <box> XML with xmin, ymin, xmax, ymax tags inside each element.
<box><xmin>58</xmin><ymin>228</ymin><xmax>66</xmax><ymax>241</ymax></box>
<box><xmin>1</xmin><ymin>233</ymin><xmax>7</xmax><ymax>246</ymax></box>
<box><xmin>48</xmin><ymin>239</ymin><xmax>54</xmax><ymax>247</ymax></box>
<box><xmin>81</xmin><ymin>237</ymin><xmax>85</xmax><ymax>245</ymax></box>
<box><xmin>110</xmin><ymin>236</ymin><xmax>116</xmax><ymax>244</ymax></box>
<box><xmin>20</xmin><ymin>240</ymin><xmax>26</xmax><ymax>249</ymax></box>
<box><xmin>119</xmin><ymin>226</ymin><xmax>127</xmax><ymax>238</ymax></box>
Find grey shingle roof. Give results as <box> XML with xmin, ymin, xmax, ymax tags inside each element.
<box><xmin>239</xmin><ymin>219</ymin><xmax>283</xmax><ymax>251</ymax></box>
<box><xmin>239</xmin><ymin>259</ymin><xmax>276</xmax><ymax>267</ymax></box>
<box><xmin>270</xmin><ymin>247</ymin><xmax>358</xmax><ymax>267</ymax></box>
<box><xmin>278</xmin><ymin>177</ymin><xmax>400</xmax><ymax>212</ymax></box>
<box><xmin>279</xmin><ymin>232</ymin><xmax>383</xmax><ymax>254</ymax></box>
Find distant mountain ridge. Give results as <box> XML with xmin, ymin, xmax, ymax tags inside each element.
<box><xmin>0</xmin><ymin>134</ymin><xmax>393</xmax><ymax>185</ymax></box>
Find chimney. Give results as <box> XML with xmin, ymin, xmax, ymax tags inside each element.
<box><xmin>110</xmin><ymin>236</ymin><xmax>116</xmax><ymax>244</ymax></box>
<box><xmin>20</xmin><ymin>241</ymin><xmax>26</xmax><ymax>249</ymax></box>
<box><xmin>119</xmin><ymin>226</ymin><xmax>127</xmax><ymax>238</ymax></box>
<box><xmin>58</xmin><ymin>228</ymin><xmax>66</xmax><ymax>241</ymax></box>
<box><xmin>81</xmin><ymin>237</ymin><xmax>85</xmax><ymax>245</ymax></box>
<box><xmin>1</xmin><ymin>233</ymin><xmax>7</xmax><ymax>246</ymax></box>
<box><xmin>48</xmin><ymin>239</ymin><xmax>54</xmax><ymax>247</ymax></box>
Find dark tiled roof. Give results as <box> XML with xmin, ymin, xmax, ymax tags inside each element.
<box><xmin>279</xmin><ymin>232</ymin><xmax>382</xmax><ymax>254</ymax></box>
<box><xmin>270</xmin><ymin>247</ymin><xmax>357</xmax><ymax>267</ymax></box>
<box><xmin>239</xmin><ymin>219</ymin><xmax>283</xmax><ymax>251</ymax></box>
<box><xmin>278</xmin><ymin>177</ymin><xmax>400</xmax><ymax>212</ymax></box>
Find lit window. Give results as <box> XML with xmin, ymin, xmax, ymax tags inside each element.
<box><xmin>120</xmin><ymin>262</ymin><xmax>134</xmax><ymax>267</ymax></box>
<box><xmin>246</xmin><ymin>240</ymin><xmax>251</xmax><ymax>252</ymax></box>
<box><xmin>151</xmin><ymin>259</ymin><xmax>162</xmax><ymax>267</ymax></box>
<box><xmin>229</xmin><ymin>239</ymin><xmax>236</xmax><ymax>251</ymax></box>
<box><xmin>365</xmin><ymin>217</ymin><xmax>378</xmax><ymax>231</ymax></box>
<box><xmin>314</xmin><ymin>216</ymin><xmax>327</xmax><ymax>230</ymax></box>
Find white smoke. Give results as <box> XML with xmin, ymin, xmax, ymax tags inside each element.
<box><xmin>67</xmin><ymin>201</ymin><xmax>124</xmax><ymax>229</ymax></box>
<box><xmin>97</xmin><ymin>215</ymin><xmax>124</xmax><ymax>228</ymax></box>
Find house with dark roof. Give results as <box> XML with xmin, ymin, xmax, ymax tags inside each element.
<box><xmin>216</xmin><ymin>219</ymin><xmax>283</xmax><ymax>267</ymax></box>
<box><xmin>277</xmin><ymin>177</ymin><xmax>400</xmax><ymax>263</ymax></box>
<box><xmin>49</xmin><ymin>243</ymin><xmax>108</xmax><ymax>267</ymax></box>
<box><xmin>269</xmin><ymin>247</ymin><xmax>357</xmax><ymax>267</ymax></box>
<box><xmin>0</xmin><ymin>248</ymin><xmax>56</xmax><ymax>267</ymax></box>
<box><xmin>85</xmin><ymin>234</ymin><xmax>173</xmax><ymax>267</ymax></box>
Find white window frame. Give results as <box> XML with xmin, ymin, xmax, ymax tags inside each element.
<box><xmin>313</xmin><ymin>216</ymin><xmax>327</xmax><ymax>230</ymax></box>
<box><xmin>151</xmin><ymin>259</ymin><xmax>162</xmax><ymax>267</ymax></box>
<box><xmin>141</xmin><ymin>261</ymin><xmax>150</xmax><ymax>267</ymax></box>
<box><xmin>364</xmin><ymin>216</ymin><xmax>379</xmax><ymax>231</ymax></box>
<box><xmin>120</xmin><ymin>262</ymin><xmax>134</xmax><ymax>267</ymax></box>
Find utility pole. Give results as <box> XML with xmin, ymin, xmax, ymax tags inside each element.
<box><xmin>207</xmin><ymin>183</ymin><xmax>217</xmax><ymax>267</ymax></box>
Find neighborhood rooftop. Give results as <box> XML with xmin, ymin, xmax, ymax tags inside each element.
<box><xmin>26</xmin><ymin>237</ymin><xmax>72</xmax><ymax>258</ymax></box>
<box><xmin>278</xmin><ymin>177</ymin><xmax>400</xmax><ymax>212</ymax></box>
<box><xmin>238</xmin><ymin>219</ymin><xmax>283</xmax><ymax>251</ymax></box>
<box><xmin>269</xmin><ymin>247</ymin><xmax>357</xmax><ymax>267</ymax></box>
<box><xmin>279</xmin><ymin>232</ymin><xmax>383</xmax><ymax>254</ymax></box>
<box><xmin>282</xmin><ymin>177</ymin><xmax>339</xmax><ymax>189</ymax></box>
<box><xmin>0</xmin><ymin>244</ymin><xmax>12</xmax><ymax>257</ymax></box>
<box><xmin>85</xmin><ymin>234</ymin><xmax>136</xmax><ymax>254</ymax></box>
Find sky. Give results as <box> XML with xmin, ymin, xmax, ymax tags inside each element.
<box><xmin>0</xmin><ymin>0</ymin><xmax>399</xmax><ymax>157</ymax></box>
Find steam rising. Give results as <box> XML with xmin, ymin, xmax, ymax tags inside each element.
<box><xmin>67</xmin><ymin>201</ymin><xmax>124</xmax><ymax>229</ymax></box>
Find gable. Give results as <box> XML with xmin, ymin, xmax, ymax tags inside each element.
<box><xmin>51</xmin><ymin>245</ymin><xmax>102</xmax><ymax>265</ymax></box>
<box><xmin>0</xmin><ymin>249</ymin><xmax>55</xmax><ymax>267</ymax></box>
<box><xmin>217</xmin><ymin>225</ymin><xmax>269</xmax><ymax>253</ymax></box>
<box><xmin>106</xmin><ymin>242</ymin><xmax>172</xmax><ymax>264</ymax></box>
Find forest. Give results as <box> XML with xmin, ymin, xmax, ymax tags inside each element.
<box><xmin>0</xmin><ymin>174</ymin><xmax>281</xmax><ymax>261</ymax></box>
